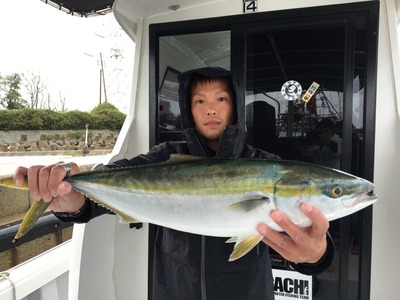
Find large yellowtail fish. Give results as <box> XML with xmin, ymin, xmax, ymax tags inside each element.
<box><xmin>0</xmin><ymin>155</ymin><xmax>377</xmax><ymax>261</ymax></box>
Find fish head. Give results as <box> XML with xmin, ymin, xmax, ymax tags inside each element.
<box><xmin>322</xmin><ymin>176</ymin><xmax>376</xmax><ymax>206</ymax></box>
<box><xmin>274</xmin><ymin>163</ymin><xmax>377</xmax><ymax>216</ymax></box>
<box><xmin>317</xmin><ymin>174</ymin><xmax>377</xmax><ymax>221</ymax></box>
<box><xmin>267</xmin><ymin>164</ymin><xmax>378</xmax><ymax>227</ymax></box>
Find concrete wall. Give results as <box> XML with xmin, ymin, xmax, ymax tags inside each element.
<box><xmin>0</xmin><ymin>130</ymin><xmax>119</xmax><ymax>155</ymax></box>
<box><xmin>0</xmin><ymin>130</ymin><xmax>119</xmax><ymax>144</ymax></box>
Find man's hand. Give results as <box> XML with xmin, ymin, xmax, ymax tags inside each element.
<box><xmin>257</xmin><ymin>202</ymin><xmax>329</xmax><ymax>264</ymax></box>
<box><xmin>13</xmin><ymin>162</ymin><xmax>86</xmax><ymax>213</ymax></box>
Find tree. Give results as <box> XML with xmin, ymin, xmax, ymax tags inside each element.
<box><xmin>91</xmin><ymin>102</ymin><xmax>126</xmax><ymax>130</ymax></box>
<box><xmin>58</xmin><ymin>89</ymin><xmax>67</xmax><ymax>112</ymax></box>
<box><xmin>22</xmin><ymin>72</ymin><xmax>51</xmax><ymax>109</ymax></box>
<box><xmin>0</xmin><ymin>73</ymin><xmax>27</xmax><ymax>109</ymax></box>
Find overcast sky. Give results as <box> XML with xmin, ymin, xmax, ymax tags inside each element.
<box><xmin>0</xmin><ymin>0</ymin><xmax>134</xmax><ymax>113</ymax></box>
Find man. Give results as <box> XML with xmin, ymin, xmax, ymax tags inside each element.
<box><xmin>311</xmin><ymin>118</ymin><xmax>342</xmax><ymax>169</ymax></box>
<box><xmin>14</xmin><ymin>67</ymin><xmax>333</xmax><ymax>299</ymax></box>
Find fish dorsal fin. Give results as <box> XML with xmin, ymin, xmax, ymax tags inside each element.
<box><xmin>163</xmin><ymin>154</ymin><xmax>204</xmax><ymax>164</ymax></box>
<box><xmin>227</xmin><ymin>235</ymin><xmax>264</xmax><ymax>261</ymax></box>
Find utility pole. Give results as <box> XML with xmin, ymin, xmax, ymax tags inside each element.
<box><xmin>99</xmin><ymin>52</ymin><xmax>108</xmax><ymax>106</ymax></box>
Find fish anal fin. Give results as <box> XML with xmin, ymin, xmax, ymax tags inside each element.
<box><xmin>228</xmin><ymin>235</ymin><xmax>264</xmax><ymax>261</ymax></box>
<box><xmin>114</xmin><ymin>209</ymin><xmax>138</xmax><ymax>223</ymax></box>
<box><xmin>88</xmin><ymin>194</ymin><xmax>137</xmax><ymax>223</ymax></box>
<box><xmin>229</xmin><ymin>197</ymin><xmax>269</xmax><ymax>212</ymax></box>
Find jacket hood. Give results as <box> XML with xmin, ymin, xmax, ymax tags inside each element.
<box><xmin>177</xmin><ymin>67</ymin><xmax>246</xmax><ymax>157</ymax></box>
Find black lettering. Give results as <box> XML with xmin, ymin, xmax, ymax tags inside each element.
<box><xmin>246</xmin><ymin>1</ymin><xmax>257</xmax><ymax>11</ymax></box>
<box><xmin>294</xmin><ymin>279</ymin><xmax>309</xmax><ymax>295</ymax></box>
<box><xmin>293</xmin><ymin>279</ymin><xmax>303</xmax><ymax>294</ymax></box>
<box><xmin>274</xmin><ymin>277</ymin><xmax>284</xmax><ymax>292</ymax></box>
<box><xmin>243</xmin><ymin>0</ymin><xmax>257</xmax><ymax>13</ymax></box>
<box><xmin>284</xmin><ymin>278</ymin><xmax>294</xmax><ymax>293</ymax></box>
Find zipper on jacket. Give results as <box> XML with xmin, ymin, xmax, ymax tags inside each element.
<box><xmin>201</xmin><ymin>235</ymin><xmax>207</xmax><ymax>300</ymax></box>
<box><xmin>189</xmin><ymin>135</ymin><xmax>208</xmax><ymax>300</ymax></box>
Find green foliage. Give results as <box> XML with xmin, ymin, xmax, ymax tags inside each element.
<box><xmin>91</xmin><ymin>102</ymin><xmax>119</xmax><ymax>114</ymax></box>
<box><xmin>0</xmin><ymin>73</ymin><xmax>28</xmax><ymax>109</ymax></box>
<box><xmin>91</xmin><ymin>102</ymin><xmax>126</xmax><ymax>130</ymax></box>
<box><xmin>0</xmin><ymin>105</ymin><xmax>126</xmax><ymax>131</ymax></box>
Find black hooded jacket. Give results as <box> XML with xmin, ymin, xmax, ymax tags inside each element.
<box><xmin>57</xmin><ymin>67</ymin><xmax>334</xmax><ymax>300</ymax></box>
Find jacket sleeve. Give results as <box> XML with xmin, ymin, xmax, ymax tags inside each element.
<box><xmin>289</xmin><ymin>232</ymin><xmax>335</xmax><ymax>275</ymax></box>
<box><xmin>53</xmin><ymin>195</ymin><xmax>113</xmax><ymax>223</ymax></box>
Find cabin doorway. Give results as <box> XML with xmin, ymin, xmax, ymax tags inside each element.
<box><xmin>150</xmin><ymin>2</ymin><xmax>378</xmax><ymax>299</ymax></box>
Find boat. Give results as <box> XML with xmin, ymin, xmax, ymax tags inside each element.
<box><xmin>0</xmin><ymin>0</ymin><xmax>399</xmax><ymax>299</ymax></box>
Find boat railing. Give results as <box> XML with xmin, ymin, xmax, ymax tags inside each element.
<box><xmin>0</xmin><ymin>240</ymin><xmax>71</xmax><ymax>300</ymax></box>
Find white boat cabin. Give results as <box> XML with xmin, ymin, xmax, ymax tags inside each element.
<box><xmin>1</xmin><ymin>0</ymin><xmax>400</xmax><ymax>299</ymax></box>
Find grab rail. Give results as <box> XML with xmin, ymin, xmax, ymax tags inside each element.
<box><xmin>0</xmin><ymin>213</ymin><xmax>72</xmax><ymax>252</ymax></box>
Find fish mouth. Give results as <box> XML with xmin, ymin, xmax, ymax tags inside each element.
<box><xmin>342</xmin><ymin>191</ymin><xmax>378</xmax><ymax>208</ymax></box>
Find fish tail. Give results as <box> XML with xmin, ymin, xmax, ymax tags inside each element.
<box><xmin>0</xmin><ymin>176</ymin><xmax>29</xmax><ymax>190</ymax></box>
<box><xmin>0</xmin><ymin>175</ymin><xmax>47</xmax><ymax>240</ymax></box>
<box><xmin>14</xmin><ymin>199</ymin><xmax>52</xmax><ymax>240</ymax></box>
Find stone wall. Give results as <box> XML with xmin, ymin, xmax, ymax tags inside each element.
<box><xmin>0</xmin><ymin>130</ymin><xmax>119</xmax><ymax>154</ymax></box>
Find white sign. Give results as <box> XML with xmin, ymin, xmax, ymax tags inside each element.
<box><xmin>272</xmin><ymin>269</ymin><xmax>313</xmax><ymax>300</ymax></box>
<box><xmin>281</xmin><ymin>80</ymin><xmax>302</xmax><ymax>101</ymax></box>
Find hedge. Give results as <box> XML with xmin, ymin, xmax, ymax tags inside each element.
<box><xmin>0</xmin><ymin>104</ymin><xmax>126</xmax><ymax>131</ymax></box>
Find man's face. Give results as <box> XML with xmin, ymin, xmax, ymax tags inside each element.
<box><xmin>317</xmin><ymin>127</ymin><xmax>334</xmax><ymax>145</ymax></box>
<box><xmin>191</xmin><ymin>79</ymin><xmax>235</xmax><ymax>150</ymax></box>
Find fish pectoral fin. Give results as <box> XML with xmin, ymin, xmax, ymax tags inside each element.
<box><xmin>228</xmin><ymin>235</ymin><xmax>264</xmax><ymax>261</ymax></box>
<box><xmin>229</xmin><ymin>196</ymin><xmax>269</xmax><ymax>212</ymax></box>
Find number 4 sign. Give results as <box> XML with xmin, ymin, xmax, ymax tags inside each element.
<box><xmin>243</xmin><ymin>0</ymin><xmax>258</xmax><ymax>13</ymax></box>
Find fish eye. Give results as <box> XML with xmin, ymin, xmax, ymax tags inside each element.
<box><xmin>329</xmin><ymin>185</ymin><xmax>343</xmax><ymax>198</ymax></box>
